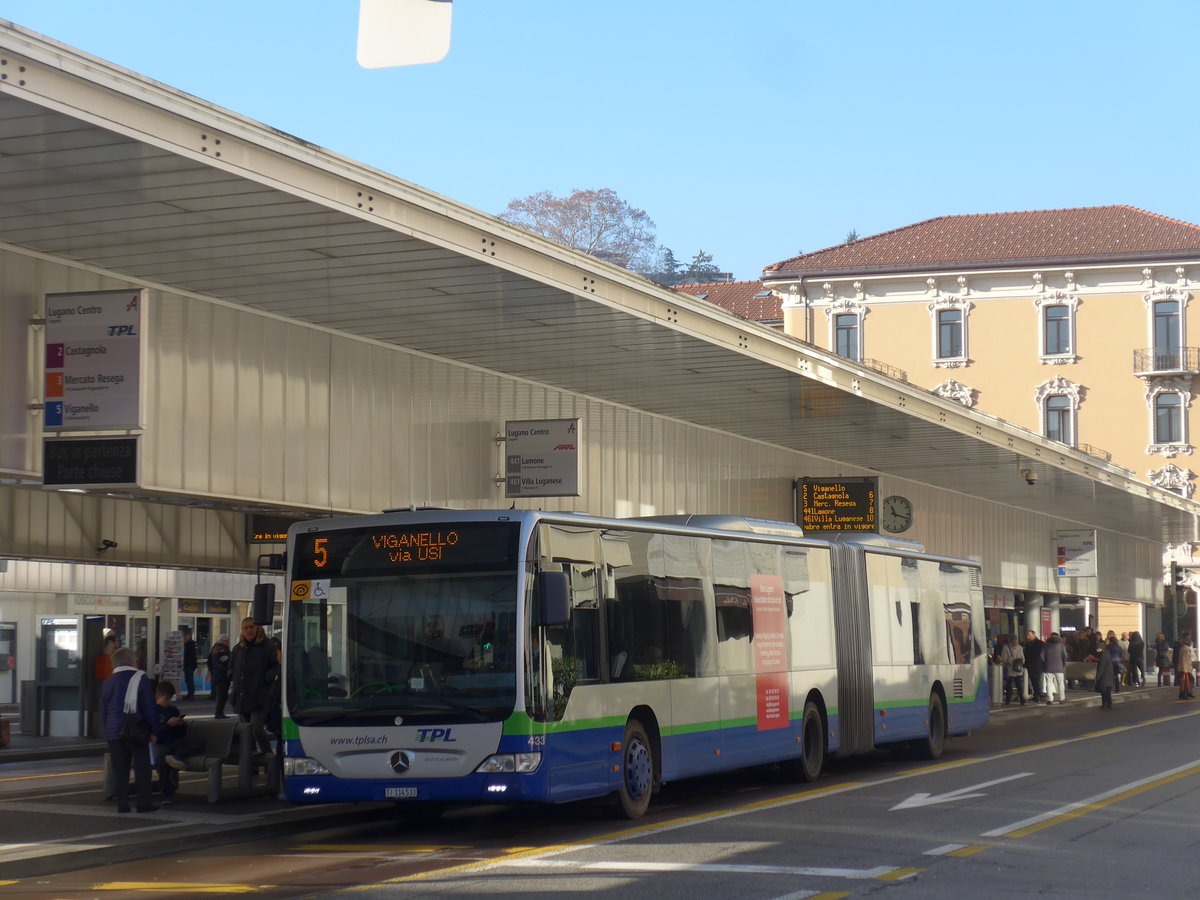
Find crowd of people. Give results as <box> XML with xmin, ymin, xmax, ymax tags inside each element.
<box><xmin>99</xmin><ymin>616</ymin><xmax>282</xmax><ymax>813</ymax></box>
<box><xmin>993</xmin><ymin>628</ymin><xmax>1198</xmax><ymax>711</ymax></box>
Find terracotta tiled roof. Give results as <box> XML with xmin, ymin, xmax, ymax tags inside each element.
<box><xmin>671</xmin><ymin>280</ymin><xmax>779</xmax><ymax>322</ymax></box>
<box><xmin>764</xmin><ymin>206</ymin><xmax>1200</xmax><ymax>276</ymax></box>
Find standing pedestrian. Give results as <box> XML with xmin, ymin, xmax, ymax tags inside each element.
<box><xmin>100</xmin><ymin>645</ymin><xmax>158</xmax><ymax>813</ymax></box>
<box><xmin>181</xmin><ymin>626</ymin><xmax>198</xmax><ymax>700</ymax></box>
<box><xmin>1094</xmin><ymin>641</ymin><xmax>1115</xmax><ymax>709</ymax></box>
<box><xmin>1024</xmin><ymin>630</ymin><xmax>1045</xmax><ymax>702</ymax></box>
<box><xmin>230</xmin><ymin>617</ymin><xmax>278</xmax><ymax>753</ymax></box>
<box><xmin>207</xmin><ymin>634</ymin><xmax>232</xmax><ymax>718</ymax></box>
<box><xmin>1041</xmin><ymin>632</ymin><xmax>1069</xmax><ymax>704</ymax></box>
<box><xmin>1127</xmin><ymin>631</ymin><xmax>1145</xmax><ymax>688</ymax></box>
<box><xmin>1001</xmin><ymin>634</ymin><xmax>1025</xmax><ymax>705</ymax></box>
<box><xmin>1178</xmin><ymin>632</ymin><xmax>1195</xmax><ymax>700</ymax></box>
<box><xmin>1155</xmin><ymin>632</ymin><xmax>1171</xmax><ymax>686</ymax></box>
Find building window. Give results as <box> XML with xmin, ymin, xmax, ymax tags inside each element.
<box><xmin>1044</xmin><ymin>395</ymin><xmax>1073</xmax><ymax>445</ymax></box>
<box><xmin>824</xmin><ymin>298</ymin><xmax>866</xmax><ymax>362</ymax></box>
<box><xmin>937</xmin><ymin>309</ymin><xmax>963</xmax><ymax>359</ymax></box>
<box><xmin>1034</xmin><ymin>293</ymin><xmax>1079</xmax><ymax>365</ymax></box>
<box><xmin>927</xmin><ymin>296</ymin><xmax>971</xmax><ymax>368</ymax></box>
<box><xmin>1154</xmin><ymin>300</ymin><xmax>1182</xmax><ymax>369</ymax></box>
<box><xmin>1044</xmin><ymin>305</ymin><xmax>1070</xmax><ymax>354</ymax></box>
<box><xmin>1155</xmin><ymin>392</ymin><xmax>1183</xmax><ymax>444</ymax></box>
<box><xmin>834</xmin><ymin>314</ymin><xmax>859</xmax><ymax>361</ymax></box>
<box><xmin>1035</xmin><ymin>376</ymin><xmax>1083</xmax><ymax>448</ymax></box>
<box><xmin>1145</xmin><ymin>377</ymin><xmax>1192</xmax><ymax>457</ymax></box>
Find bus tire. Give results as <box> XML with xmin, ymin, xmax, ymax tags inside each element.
<box><xmin>781</xmin><ymin>700</ymin><xmax>824</xmax><ymax>782</ymax></box>
<box><xmin>616</xmin><ymin>718</ymin><xmax>654</xmax><ymax>819</ymax></box>
<box><xmin>915</xmin><ymin>693</ymin><xmax>946</xmax><ymax>760</ymax></box>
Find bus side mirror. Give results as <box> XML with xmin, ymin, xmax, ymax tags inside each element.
<box><xmin>536</xmin><ymin>571</ymin><xmax>570</xmax><ymax>627</ymax></box>
<box><xmin>252</xmin><ymin>583</ymin><xmax>275</xmax><ymax>626</ymax></box>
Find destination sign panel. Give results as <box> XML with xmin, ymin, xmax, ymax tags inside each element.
<box><xmin>799</xmin><ymin>477</ymin><xmax>878</xmax><ymax>532</ymax></box>
<box><xmin>293</xmin><ymin>522</ymin><xmax>519</xmax><ymax>579</ymax></box>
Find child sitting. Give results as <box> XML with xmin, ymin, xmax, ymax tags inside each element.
<box><xmin>152</xmin><ymin>680</ymin><xmax>203</xmax><ymax>802</ymax></box>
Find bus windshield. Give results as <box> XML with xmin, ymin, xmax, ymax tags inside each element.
<box><xmin>286</xmin><ymin>521</ymin><xmax>520</xmax><ymax>727</ymax></box>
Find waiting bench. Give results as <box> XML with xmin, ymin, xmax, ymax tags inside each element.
<box><xmin>103</xmin><ymin>718</ymin><xmax>278</xmax><ymax>803</ymax></box>
<box><xmin>1065</xmin><ymin>661</ymin><xmax>1096</xmax><ymax>689</ymax></box>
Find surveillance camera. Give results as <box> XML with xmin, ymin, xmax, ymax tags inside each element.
<box><xmin>1020</xmin><ymin>469</ymin><xmax>1037</xmax><ymax>485</ymax></box>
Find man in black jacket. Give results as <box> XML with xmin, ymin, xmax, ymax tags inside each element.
<box><xmin>230</xmin><ymin>617</ymin><xmax>278</xmax><ymax>753</ymax></box>
<box><xmin>1023</xmin><ymin>630</ymin><xmax>1045</xmax><ymax>703</ymax></box>
<box><xmin>207</xmin><ymin>634</ymin><xmax>232</xmax><ymax>718</ymax></box>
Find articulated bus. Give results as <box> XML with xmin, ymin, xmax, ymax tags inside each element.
<box><xmin>268</xmin><ymin>509</ymin><xmax>988</xmax><ymax>818</ymax></box>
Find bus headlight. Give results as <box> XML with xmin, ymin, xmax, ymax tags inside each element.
<box><xmin>475</xmin><ymin>752</ymin><xmax>541</xmax><ymax>774</ymax></box>
<box><xmin>284</xmin><ymin>756</ymin><xmax>332</xmax><ymax>776</ymax></box>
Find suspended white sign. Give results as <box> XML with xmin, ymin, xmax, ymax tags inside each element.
<box><xmin>1055</xmin><ymin>529</ymin><xmax>1097</xmax><ymax>578</ymax></box>
<box><xmin>504</xmin><ymin>419</ymin><xmax>581</xmax><ymax>498</ymax></box>
<box><xmin>358</xmin><ymin>0</ymin><xmax>453</xmax><ymax>68</ymax></box>
<box><xmin>44</xmin><ymin>289</ymin><xmax>145</xmax><ymax>431</ymax></box>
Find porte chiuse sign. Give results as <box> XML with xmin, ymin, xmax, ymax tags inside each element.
<box><xmin>799</xmin><ymin>477</ymin><xmax>878</xmax><ymax>532</ymax></box>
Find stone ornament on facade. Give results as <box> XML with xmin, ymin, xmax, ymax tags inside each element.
<box><xmin>1142</xmin><ymin>284</ymin><xmax>1191</xmax><ymax>310</ymax></box>
<box><xmin>1033</xmin><ymin>290</ymin><xmax>1081</xmax><ymax>365</ymax></box>
<box><xmin>933</xmin><ymin>379</ymin><xmax>977</xmax><ymax>407</ymax></box>
<box><xmin>1150</xmin><ymin>464</ymin><xmax>1195</xmax><ymax>498</ymax></box>
<box><xmin>823</xmin><ymin>296</ymin><xmax>867</xmax><ymax>320</ymax></box>
<box><xmin>1035</xmin><ymin>375</ymin><xmax>1083</xmax><ymax>405</ymax></box>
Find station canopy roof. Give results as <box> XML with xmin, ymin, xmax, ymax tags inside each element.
<box><xmin>0</xmin><ymin>21</ymin><xmax>1194</xmax><ymax>544</ymax></box>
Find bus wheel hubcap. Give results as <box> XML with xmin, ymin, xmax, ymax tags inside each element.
<box><xmin>626</xmin><ymin>740</ymin><xmax>651</xmax><ymax>798</ymax></box>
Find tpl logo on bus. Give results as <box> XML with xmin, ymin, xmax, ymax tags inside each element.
<box><xmin>415</xmin><ymin>727</ymin><xmax>457</xmax><ymax>743</ymax></box>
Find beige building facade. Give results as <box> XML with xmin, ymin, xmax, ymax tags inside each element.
<box><xmin>762</xmin><ymin>207</ymin><xmax>1200</xmax><ymax>645</ymax></box>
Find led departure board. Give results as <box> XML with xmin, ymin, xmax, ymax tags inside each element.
<box><xmin>292</xmin><ymin>522</ymin><xmax>519</xmax><ymax>579</ymax></box>
<box><xmin>799</xmin><ymin>477</ymin><xmax>878</xmax><ymax>532</ymax></box>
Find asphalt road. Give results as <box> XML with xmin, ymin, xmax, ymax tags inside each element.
<box><xmin>2</xmin><ymin>690</ymin><xmax>1194</xmax><ymax>899</ymax></box>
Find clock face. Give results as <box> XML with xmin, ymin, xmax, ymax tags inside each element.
<box><xmin>880</xmin><ymin>495</ymin><xmax>913</xmax><ymax>533</ymax></box>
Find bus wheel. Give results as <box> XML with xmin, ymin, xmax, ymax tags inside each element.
<box><xmin>616</xmin><ymin>718</ymin><xmax>654</xmax><ymax>819</ymax></box>
<box><xmin>781</xmin><ymin>700</ymin><xmax>824</xmax><ymax>782</ymax></box>
<box><xmin>915</xmin><ymin>693</ymin><xmax>946</xmax><ymax>760</ymax></box>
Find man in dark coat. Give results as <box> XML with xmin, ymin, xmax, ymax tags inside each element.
<box><xmin>1127</xmin><ymin>631</ymin><xmax>1146</xmax><ymax>687</ymax></box>
<box><xmin>230</xmin><ymin>617</ymin><xmax>278</xmax><ymax>753</ymax></box>
<box><xmin>1023</xmin><ymin>630</ymin><xmax>1045</xmax><ymax>703</ymax></box>
<box><xmin>100</xmin><ymin>645</ymin><xmax>158</xmax><ymax>813</ymax></box>
<box><xmin>1094</xmin><ymin>642</ymin><xmax>1115</xmax><ymax>709</ymax></box>
<box><xmin>207</xmin><ymin>634</ymin><xmax>232</xmax><ymax>718</ymax></box>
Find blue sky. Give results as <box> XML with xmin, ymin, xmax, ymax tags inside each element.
<box><xmin>2</xmin><ymin>1</ymin><xmax>1197</xmax><ymax>281</ymax></box>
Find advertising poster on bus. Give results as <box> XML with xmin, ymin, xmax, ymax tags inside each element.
<box><xmin>751</xmin><ymin>573</ymin><xmax>788</xmax><ymax>730</ymax></box>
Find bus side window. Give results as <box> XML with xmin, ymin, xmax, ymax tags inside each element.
<box><xmin>562</xmin><ymin>563</ymin><xmax>601</xmax><ymax>684</ymax></box>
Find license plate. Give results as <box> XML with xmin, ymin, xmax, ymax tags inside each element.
<box><xmin>385</xmin><ymin>787</ymin><xmax>419</xmax><ymax>799</ymax></box>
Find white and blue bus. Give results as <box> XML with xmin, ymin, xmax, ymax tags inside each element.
<box><xmin>267</xmin><ymin>509</ymin><xmax>988</xmax><ymax>818</ymax></box>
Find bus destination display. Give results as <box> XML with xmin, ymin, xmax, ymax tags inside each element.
<box><xmin>293</xmin><ymin>522</ymin><xmax>518</xmax><ymax>579</ymax></box>
<box><xmin>799</xmin><ymin>478</ymin><xmax>877</xmax><ymax>532</ymax></box>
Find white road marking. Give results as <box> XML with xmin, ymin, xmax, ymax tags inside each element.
<box><xmin>981</xmin><ymin>758</ymin><xmax>1200</xmax><ymax>837</ymax></box>
<box><xmin>891</xmin><ymin>772</ymin><xmax>1033</xmax><ymax>810</ymax></box>
<box><xmin>499</xmin><ymin>858</ymin><xmax>906</xmax><ymax>879</ymax></box>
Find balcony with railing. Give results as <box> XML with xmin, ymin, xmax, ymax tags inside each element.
<box><xmin>861</xmin><ymin>358</ymin><xmax>909</xmax><ymax>383</ymax></box>
<box><xmin>1133</xmin><ymin>347</ymin><xmax>1200</xmax><ymax>375</ymax></box>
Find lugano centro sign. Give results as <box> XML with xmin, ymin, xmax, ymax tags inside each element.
<box><xmin>43</xmin><ymin>289</ymin><xmax>145</xmax><ymax>431</ymax></box>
